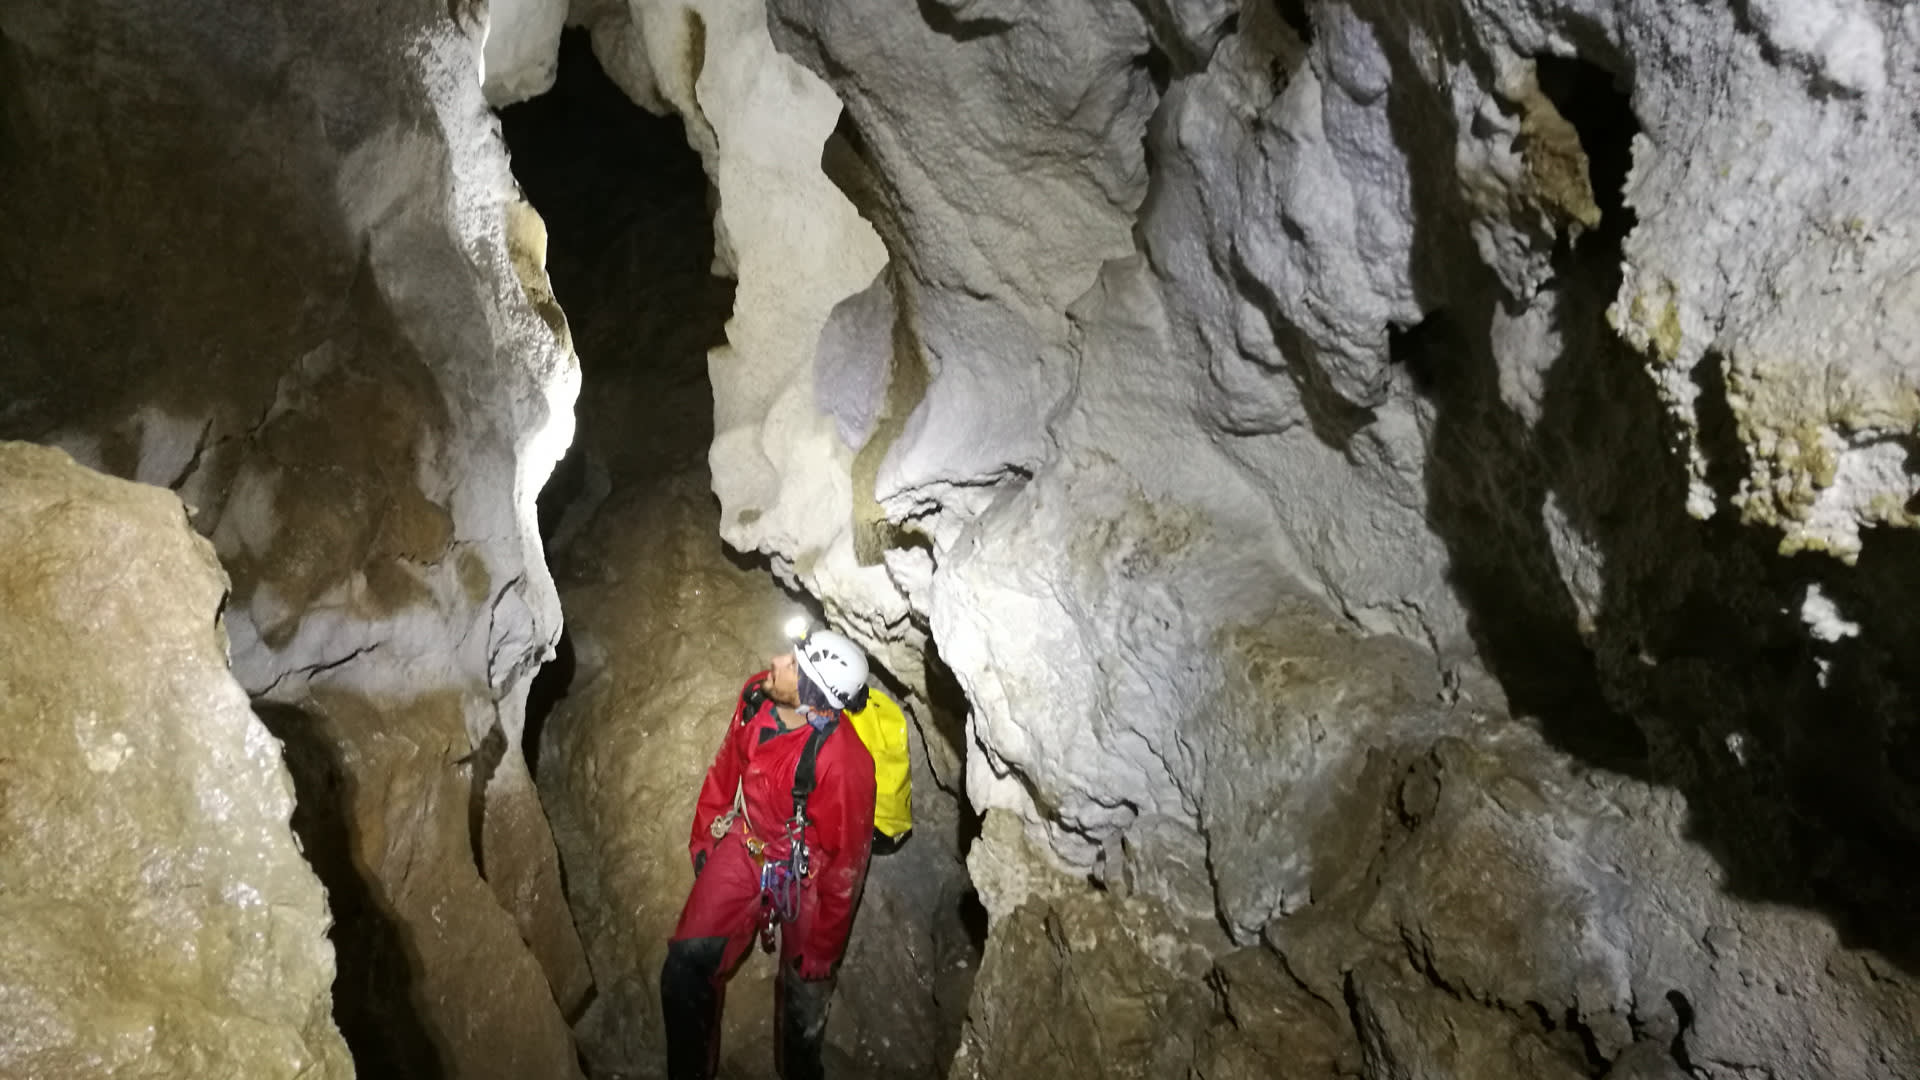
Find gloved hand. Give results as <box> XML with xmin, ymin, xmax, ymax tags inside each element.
<box><xmin>793</xmin><ymin>953</ymin><xmax>834</xmax><ymax>981</ymax></box>
<box><xmin>692</xmin><ymin>850</ymin><xmax>708</xmax><ymax>878</ymax></box>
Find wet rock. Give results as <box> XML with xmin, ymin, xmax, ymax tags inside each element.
<box><xmin>0</xmin><ymin>442</ymin><xmax>351</xmax><ymax>1080</ymax></box>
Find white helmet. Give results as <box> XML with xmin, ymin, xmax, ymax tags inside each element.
<box><xmin>795</xmin><ymin>629</ymin><xmax>868</xmax><ymax>710</ymax></box>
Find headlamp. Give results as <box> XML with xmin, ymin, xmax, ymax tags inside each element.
<box><xmin>783</xmin><ymin>615</ymin><xmax>811</xmax><ymax>642</ymax></box>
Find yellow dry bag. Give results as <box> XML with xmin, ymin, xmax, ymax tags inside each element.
<box><xmin>846</xmin><ymin>687</ymin><xmax>912</xmax><ymax>839</ymax></box>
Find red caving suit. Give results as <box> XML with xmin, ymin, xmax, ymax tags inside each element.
<box><xmin>670</xmin><ymin>673</ymin><xmax>877</xmax><ymax>980</ymax></box>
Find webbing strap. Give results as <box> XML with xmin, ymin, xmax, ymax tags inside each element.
<box><xmin>790</xmin><ymin>718</ymin><xmax>834</xmax><ymax>823</ymax></box>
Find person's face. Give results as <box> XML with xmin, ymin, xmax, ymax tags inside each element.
<box><xmin>767</xmin><ymin>651</ymin><xmax>801</xmax><ymax>706</ymax></box>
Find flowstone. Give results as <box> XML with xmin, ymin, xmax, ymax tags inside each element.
<box><xmin>0</xmin><ymin>442</ymin><xmax>351</xmax><ymax>1080</ymax></box>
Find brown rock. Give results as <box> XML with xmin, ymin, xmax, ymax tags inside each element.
<box><xmin>260</xmin><ymin>688</ymin><xmax>583</xmax><ymax>1080</ymax></box>
<box><xmin>0</xmin><ymin>442</ymin><xmax>352</xmax><ymax>1080</ymax></box>
<box><xmin>1348</xmin><ymin>959</ymin><xmax>1591</xmax><ymax>1080</ymax></box>
<box><xmin>949</xmin><ymin>892</ymin><xmax>1216</xmax><ymax>1080</ymax></box>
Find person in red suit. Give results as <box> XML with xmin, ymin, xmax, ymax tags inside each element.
<box><xmin>660</xmin><ymin>628</ymin><xmax>877</xmax><ymax>1080</ymax></box>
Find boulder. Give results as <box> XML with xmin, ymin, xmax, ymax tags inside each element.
<box><xmin>0</xmin><ymin>442</ymin><xmax>352</xmax><ymax>1080</ymax></box>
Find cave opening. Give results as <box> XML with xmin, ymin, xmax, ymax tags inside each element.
<box><xmin>499</xmin><ymin>24</ymin><xmax>732</xmax><ymax>765</ymax></box>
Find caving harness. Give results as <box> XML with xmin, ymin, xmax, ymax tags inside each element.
<box><xmin>708</xmin><ymin>695</ymin><xmax>838</xmax><ymax>953</ymax></box>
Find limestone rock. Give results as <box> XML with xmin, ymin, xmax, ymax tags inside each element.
<box><xmin>753</xmin><ymin>4</ymin><xmax>1920</xmax><ymax>1074</ymax></box>
<box><xmin>260</xmin><ymin>691</ymin><xmax>582</xmax><ymax>1080</ymax></box>
<box><xmin>0</xmin><ymin>442</ymin><xmax>351</xmax><ymax>1080</ymax></box>
<box><xmin>948</xmin><ymin>892</ymin><xmax>1216</xmax><ymax>1080</ymax></box>
<box><xmin>562</xmin><ymin>0</ymin><xmax>922</xmax><ymax>688</ymax></box>
<box><xmin>1191</xmin><ymin>947</ymin><xmax>1352</xmax><ymax>1080</ymax></box>
<box><xmin>1347</xmin><ymin>959</ymin><xmax>1590</xmax><ymax>1080</ymax></box>
<box><xmin>484</xmin><ymin>0</ymin><xmax>570</xmax><ymax>105</ymax></box>
<box><xmin>0</xmin><ymin>0</ymin><xmax>588</xmax><ymax>1069</ymax></box>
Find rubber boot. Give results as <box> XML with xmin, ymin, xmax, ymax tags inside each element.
<box><xmin>661</xmin><ymin>937</ymin><xmax>728</xmax><ymax>1080</ymax></box>
<box><xmin>774</xmin><ymin>960</ymin><xmax>834</xmax><ymax>1080</ymax></box>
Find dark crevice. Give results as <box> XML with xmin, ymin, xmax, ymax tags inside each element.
<box><xmin>922</xmin><ymin>633</ymin><xmax>975</xmax><ymax>809</ymax></box>
<box><xmin>536</xmin><ymin>437</ymin><xmax>587</xmax><ymax>543</ymax></box>
<box><xmin>1691</xmin><ymin>353</ymin><xmax>1746</xmax><ymax>511</ymax></box>
<box><xmin>1534</xmin><ymin>54</ymin><xmax>1638</xmax><ymax>255</ymax></box>
<box><xmin>956</xmin><ymin>887</ymin><xmax>990</xmax><ymax>955</ymax></box>
<box><xmin>463</xmin><ymin>721</ymin><xmax>508</xmax><ymax>879</ymax></box>
<box><xmin>1141</xmin><ymin>43</ymin><xmax>1173</xmax><ymax>96</ymax></box>
<box><xmin>913</xmin><ymin>0</ymin><xmax>1015</xmax><ymax>43</ymax></box>
<box><xmin>257</xmin><ymin>702</ymin><xmax>448</xmax><ymax>1080</ymax></box>
<box><xmin>1665</xmin><ymin>990</ymin><xmax>1696</xmax><ymax>1071</ymax></box>
<box><xmin>1272</xmin><ymin>0</ymin><xmax>1313</xmax><ymax>46</ymax></box>
<box><xmin>523</xmin><ymin>628</ymin><xmax>574</xmax><ymax>782</ymax></box>
<box><xmin>496</xmin><ymin>32</ymin><xmax>738</xmax><ymax>1075</ymax></box>
<box><xmin>1387</xmin><ymin>313</ymin><xmax>1447</xmax><ymax>397</ymax></box>
<box><xmin>1562</xmin><ymin>1006</ymin><xmax>1609</xmax><ymax>1073</ymax></box>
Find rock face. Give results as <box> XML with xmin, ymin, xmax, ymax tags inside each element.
<box><xmin>954</xmin><ymin>599</ymin><xmax>1920</xmax><ymax>1079</ymax></box>
<box><xmin>492</xmin><ymin>0</ymin><xmax>1920</xmax><ymax>1076</ymax></box>
<box><xmin>500</xmin><ymin>38</ymin><xmax>977</xmax><ymax>1078</ymax></box>
<box><xmin>9</xmin><ymin>0</ymin><xmax>1920</xmax><ymax>1073</ymax></box>
<box><xmin>0</xmin><ymin>0</ymin><xmax>588</xmax><ymax>1075</ymax></box>
<box><xmin>0</xmin><ymin>442</ymin><xmax>352</xmax><ymax>1080</ymax></box>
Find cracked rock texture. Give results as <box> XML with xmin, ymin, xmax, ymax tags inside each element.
<box><xmin>0</xmin><ymin>442</ymin><xmax>352</xmax><ymax>1080</ymax></box>
<box><xmin>1</xmin><ymin>0</ymin><xmax>588</xmax><ymax>1074</ymax></box>
<box><xmin>500</xmin><ymin>0</ymin><xmax>1920</xmax><ymax>1075</ymax></box>
<box><xmin>500</xmin><ymin>40</ymin><xmax>977</xmax><ymax>1077</ymax></box>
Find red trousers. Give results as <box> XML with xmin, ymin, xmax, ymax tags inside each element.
<box><xmin>670</xmin><ymin>825</ymin><xmax>819</xmax><ymax>969</ymax></box>
<box><xmin>662</xmin><ymin>826</ymin><xmax>834</xmax><ymax>1080</ymax></box>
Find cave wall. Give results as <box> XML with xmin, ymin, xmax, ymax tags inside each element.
<box><xmin>4</xmin><ymin>0</ymin><xmax>1915</xmax><ymax>1074</ymax></box>
<box><xmin>0</xmin><ymin>0</ymin><xmax>589</xmax><ymax>1074</ymax></box>
<box><xmin>492</xmin><ymin>0</ymin><xmax>1920</xmax><ymax>1076</ymax></box>
<box><xmin>0</xmin><ymin>442</ymin><xmax>352</xmax><ymax>1080</ymax></box>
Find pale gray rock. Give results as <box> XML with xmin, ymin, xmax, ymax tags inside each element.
<box><xmin>767</xmin><ymin>11</ymin><xmax>1920</xmax><ymax>1073</ymax></box>
<box><xmin>485</xmin><ymin>0</ymin><xmax>569</xmax><ymax>104</ymax></box>
<box><xmin>0</xmin><ymin>442</ymin><xmax>352</xmax><ymax>1080</ymax></box>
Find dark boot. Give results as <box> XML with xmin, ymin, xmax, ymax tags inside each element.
<box><xmin>774</xmin><ymin>961</ymin><xmax>835</xmax><ymax>1080</ymax></box>
<box><xmin>661</xmin><ymin>937</ymin><xmax>728</xmax><ymax>1080</ymax></box>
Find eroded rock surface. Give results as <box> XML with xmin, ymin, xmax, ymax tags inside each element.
<box><xmin>954</xmin><ymin>601</ymin><xmax>1920</xmax><ymax>1079</ymax></box>
<box><xmin>0</xmin><ymin>0</ymin><xmax>588</xmax><ymax>1073</ymax></box>
<box><xmin>476</xmin><ymin>0</ymin><xmax>1920</xmax><ymax>1075</ymax></box>
<box><xmin>0</xmin><ymin>442</ymin><xmax>352</xmax><ymax>1080</ymax></box>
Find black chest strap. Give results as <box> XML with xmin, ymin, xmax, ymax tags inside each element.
<box><xmin>790</xmin><ymin>718</ymin><xmax>835</xmax><ymax>826</ymax></box>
